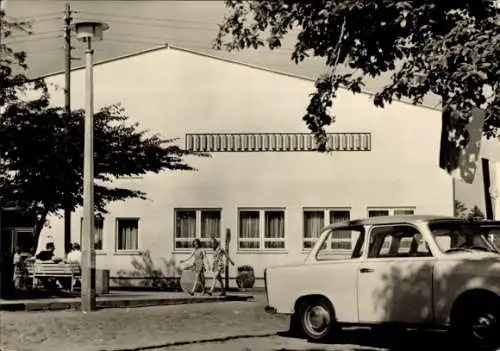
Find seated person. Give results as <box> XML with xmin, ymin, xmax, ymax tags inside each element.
<box><xmin>36</xmin><ymin>242</ymin><xmax>56</xmax><ymax>261</ymax></box>
<box><xmin>66</xmin><ymin>243</ymin><xmax>81</xmax><ymax>264</ymax></box>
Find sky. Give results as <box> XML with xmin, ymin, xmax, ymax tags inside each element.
<box><xmin>3</xmin><ymin>0</ymin><xmax>497</xmax><ymax>213</ymax></box>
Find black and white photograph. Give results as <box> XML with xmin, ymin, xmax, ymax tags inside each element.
<box><xmin>1</xmin><ymin>1</ymin><xmax>500</xmax><ymax>350</ymax></box>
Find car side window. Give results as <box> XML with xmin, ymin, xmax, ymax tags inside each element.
<box><xmin>368</xmin><ymin>225</ymin><xmax>432</xmax><ymax>259</ymax></box>
<box><xmin>316</xmin><ymin>226</ymin><xmax>365</xmax><ymax>261</ymax></box>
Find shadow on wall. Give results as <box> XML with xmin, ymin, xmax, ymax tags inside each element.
<box><xmin>112</xmin><ymin>250</ymin><xmax>183</xmax><ymax>291</ymax></box>
<box><xmin>282</xmin><ymin>259</ymin><xmax>500</xmax><ymax>351</ymax></box>
<box><xmin>441</xmin><ymin>106</ymin><xmax>485</xmax><ymax>184</ymax></box>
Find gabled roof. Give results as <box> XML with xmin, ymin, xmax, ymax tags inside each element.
<box><xmin>38</xmin><ymin>44</ymin><xmax>442</xmax><ymax>113</ymax></box>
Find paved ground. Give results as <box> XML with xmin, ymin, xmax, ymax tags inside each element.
<box><xmin>0</xmin><ymin>293</ymin><xmax>286</xmax><ymax>351</ymax></box>
<box><xmin>0</xmin><ymin>292</ymin><xmax>457</xmax><ymax>351</ymax></box>
<box><xmin>156</xmin><ymin>335</ymin><xmax>386</xmax><ymax>351</ymax></box>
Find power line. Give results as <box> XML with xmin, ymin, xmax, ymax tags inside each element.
<box><xmin>33</xmin><ymin>16</ymin><xmax>63</xmax><ymax>23</ymax></box>
<box><xmin>8</xmin><ymin>11</ymin><xmax>62</xmax><ymax>20</ymax></box>
<box><xmin>76</xmin><ymin>10</ymin><xmax>219</xmax><ymax>26</ymax></box>
<box><xmin>7</xmin><ymin>35</ymin><xmax>62</xmax><ymax>44</ymax></box>
<box><xmin>102</xmin><ymin>37</ymin><xmax>297</xmax><ymax>56</ymax></box>
<box><xmin>25</xmin><ymin>46</ymin><xmax>63</xmax><ymax>54</ymax></box>
<box><xmin>10</xmin><ymin>29</ymin><xmax>62</xmax><ymax>39</ymax></box>
<box><xmin>103</xmin><ymin>38</ymin><xmax>165</xmax><ymax>46</ymax></box>
<box><xmin>105</xmin><ymin>33</ymin><xmax>296</xmax><ymax>53</ymax></box>
<box><xmin>75</xmin><ymin>16</ymin><xmax>216</xmax><ymax>31</ymax></box>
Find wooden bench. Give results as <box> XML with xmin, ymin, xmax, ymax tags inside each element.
<box><xmin>25</xmin><ymin>261</ymin><xmax>81</xmax><ymax>291</ymax></box>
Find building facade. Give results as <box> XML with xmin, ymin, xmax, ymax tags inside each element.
<box><xmin>34</xmin><ymin>46</ymin><xmax>453</xmax><ymax>278</ymax></box>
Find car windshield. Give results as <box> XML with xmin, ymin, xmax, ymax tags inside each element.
<box><xmin>428</xmin><ymin>220</ymin><xmax>500</xmax><ymax>254</ymax></box>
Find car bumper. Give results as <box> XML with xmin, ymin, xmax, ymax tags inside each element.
<box><xmin>265</xmin><ymin>305</ymin><xmax>277</xmax><ymax>314</ymax></box>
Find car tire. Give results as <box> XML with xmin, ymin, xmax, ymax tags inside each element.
<box><xmin>298</xmin><ymin>297</ymin><xmax>339</xmax><ymax>342</ymax></box>
<box><xmin>450</xmin><ymin>298</ymin><xmax>500</xmax><ymax>350</ymax></box>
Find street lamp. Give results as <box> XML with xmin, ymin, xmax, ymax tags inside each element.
<box><xmin>71</xmin><ymin>21</ymin><xmax>109</xmax><ymax>312</ymax></box>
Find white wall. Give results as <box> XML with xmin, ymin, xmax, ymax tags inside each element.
<box><xmin>35</xmin><ymin>47</ymin><xmax>453</xmax><ymax>277</ymax></box>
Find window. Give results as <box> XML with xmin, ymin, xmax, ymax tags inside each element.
<box><xmin>174</xmin><ymin>209</ymin><xmax>221</xmax><ymax>249</ymax></box>
<box><xmin>368</xmin><ymin>225</ymin><xmax>432</xmax><ymax>258</ymax></box>
<box><xmin>116</xmin><ymin>218</ymin><xmax>139</xmax><ymax>251</ymax></box>
<box><xmin>80</xmin><ymin>216</ymin><xmax>104</xmax><ymax>250</ymax></box>
<box><xmin>238</xmin><ymin>209</ymin><xmax>285</xmax><ymax>250</ymax></box>
<box><xmin>185</xmin><ymin>133</ymin><xmax>372</xmax><ymax>152</ymax></box>
<box><xmin>316</xmin><ymin>226</ymin><xmax>365</xmax><ymax>261</ymax></box>
<box><xmin>14</xmin><ymin>229</ymin><xmax>34</xmax><ymax>253</ymax></box>
<box><xmin>303</xmin><ymin>208</ymin><xmax>351</xmax><ymax>250</ymax></box>
<box><xmin>368</xmin><ymin>207</ymin><xmax>415</xmax><ymax>217</ymax></box>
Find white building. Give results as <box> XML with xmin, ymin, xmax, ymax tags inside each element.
<box><xmin>35</xmin><ymin>45</ymin><xmax>453</xmax><ymax>280</ymax></box>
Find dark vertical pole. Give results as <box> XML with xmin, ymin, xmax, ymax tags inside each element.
<box><xmin>482</xmin><ymin>158</ymin><xmax>494</xmax><ymax>219</ymax></box>
<box><xmin>224</xmin><ymin>228</ymin><xmax>230</xmax><ymax>290</ymax></box>
<box><xmin>63</xmin><ymin>2</ymin><xmax>72</xmax><ymax>254</ymax></box>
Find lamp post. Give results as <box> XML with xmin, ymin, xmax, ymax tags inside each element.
<box><xmin>71</xmin><ymin>21</ymin><xmax>108</xmax><ymax>312</ymax></box>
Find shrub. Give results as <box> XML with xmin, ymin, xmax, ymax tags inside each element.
<box><xmin>112</xmin><ymin>250</ymin><xmax>182</xmax><ymax>291</ymax></box>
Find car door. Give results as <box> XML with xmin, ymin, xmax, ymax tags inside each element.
<box><xmin>357</xmin><ymin>224</ymin><xmax>435</xmax><ymax>324</ymax></box>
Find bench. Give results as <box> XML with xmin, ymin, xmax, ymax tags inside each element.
<box><xmin>25</xmin><ymin>261</ymin><xmax>81</xmax><ymax>291</ymax></box>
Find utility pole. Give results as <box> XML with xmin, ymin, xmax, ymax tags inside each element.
<box><xmin>63</xmin><ymin>2</ymin><xmax>72</xmax><ymax>255</ymax></box>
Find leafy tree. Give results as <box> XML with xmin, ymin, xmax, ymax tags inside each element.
<box><xmin>0</xmin><ymin>10</ymin><xmax>47</xmax><ymax>106</ymax></box>
<box><xmin>454</xmin><ymin>200</ymin><xmax>469</xmax><ymax>218</ymax></box>
<box><xmin>467</xmin><ymin>205</ymin><xmax>486</xmax><ymax>219</ymax></box>
<box><xmin>0</xmin><ymin>101</ymin><xmax>206</xmax><ymax>252</ymax></box>
<box><xmin>214</xmin><ymin>1</ymin><xmax>500</xmax><ymax>170</ymax></box>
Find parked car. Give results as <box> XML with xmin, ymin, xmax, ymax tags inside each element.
<box><xmin>264</xmin><ymin>215</ymin><xmax>500</xmax><ymax>349</ymax></box>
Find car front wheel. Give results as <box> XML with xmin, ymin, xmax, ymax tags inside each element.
<box><xmin>298</xmin><ymin>297</ymin><xmax>338</xmax><ymax>342</ymax></box>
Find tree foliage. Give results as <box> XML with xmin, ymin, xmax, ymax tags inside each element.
<box><xmin>455</xmin><ymin>200</ymin><xmax>486</xmax><ymax>219</ymax></box>
<box><xmin>214</xmin><ymin>1</ymin><xmax>500</xmax><ymax>155</ymax></box>
<box><xmin>0</xmin><ymin>10</ymin><xmax>47</xmax><ymax>107</ymax></box>
<box><xmin>454</xmin><ymin>200</ymin><xmax>469</xmax><ymax>218</ymax></box>
<box><xmin>467</xmin><ymin>205</ymin><xmax>486</xmax><ymax>219</ymax></box>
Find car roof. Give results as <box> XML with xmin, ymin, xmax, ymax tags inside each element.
<box><xmin>324</xmin><ymin>215</ymin><xmax>500</xmax><ymax>229</ymax></box>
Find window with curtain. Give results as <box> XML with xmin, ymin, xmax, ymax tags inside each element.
<box><xmin>368</xmin><ymin>209</ymin><xmax>390</xmax><ymax>217</ymax></box>
<box><xmin>239</xmin><ymin>210</ymin><xmax>260</xmax><ymax>249</ymax></box>
<box><xmin>330</xmin><ymin>210</ymin><xmax>352</xmax><ymax>249</ymax></box>
<box><xmin>174</xmin><ymin>210</ymin><xmax>197</xmax><ymax>249</ymax></box>
<box><xmin>368</xmin><ymin>208</ymin><xmax>415</xmax><ymax>217</ymax></box>
<box><xmin>303</xmin><ymin>211</ymin><xmax>325</xmax><ymax>249</ymax></box>
<box><xmin>116</xmin><ymin>218</ymin><xmax>139</xmax><ymax>251</ymax></box>
<box><xmin>264</xmin><ymin>210</ymin><xmax>285</xmax><ymax>249</ymax></box>
<box><xmin>394</xmin><ymin>209</ymin><xmax>415</xmax><ymax>216</ymax></box>
<box><xmin>238</xmin><ymin>209</ymin><xmax>286</xmax><ymax>251</ymax></box>
<box><xmin>200</xmin><ymin>210</ymin><xmax>221</xmax><ymax>248</ymax></box>
<box><xmin>303</xmin><ymin>208</ymin><xmax>352</xmax><ymax>250</ymax></box>
<box><xmin>174</xmin><ymin>209</ymin><xmax>221</xmax><ymax>250</ymax></box>
<box><xmin>80</xmin><ymin>216</ymin><xmax>104</xmax><ymax>250</ymax></box>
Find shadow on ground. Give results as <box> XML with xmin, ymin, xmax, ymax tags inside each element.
<box><xmin>277</xmin><ymin>327</ymin><xmax>452</xmax><ymax>351</ymax></box>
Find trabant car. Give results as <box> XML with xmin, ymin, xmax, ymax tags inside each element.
<box><xmin>264</xmin><ymin>216</ymin><xmax>500</xmax><ymax>348</ymax></box>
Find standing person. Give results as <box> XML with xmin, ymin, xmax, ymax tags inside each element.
<box><xmin>208</xmin><ymin>237</ymin><xmax>234</xmax><ymax>296</ymax></box>
<box><xmin>180</xmin><ymin>239</ymin><xmax>210</xmax><ymax>296</ymax></box>
<box><xmin>12</xmin><ymin>247</ymin><xmax>25</xmax><ymax>289</ymax></box>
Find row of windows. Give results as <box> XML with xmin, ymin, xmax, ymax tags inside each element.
<box><xmin>79</xmin><ymin>217</ymin><xmax>139</xmax><ymax>252</ymax></box>
<box><xmin>80</xmin><ymin>207</ymin><xmax>415</xmax><ymax>252</ymax></box>
<box><xmin>185</xmin><ymin>133</ymin><xmax>372</xmax><ymax>152</ymax></box>
<box><xmin>175</xmin><ymin>207</ymin><xmax>415</xmax><ymax>251</ymax></box>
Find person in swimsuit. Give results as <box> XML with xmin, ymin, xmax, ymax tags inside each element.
<box><xmin>180</xmin><ymin>239</ymin><xmax>210</xmax><ymax>295</ymax></box>
<box><xmin>207</xmin><ymin>237</ymin><xmax>234</xmax><ymax>296</ymax></box>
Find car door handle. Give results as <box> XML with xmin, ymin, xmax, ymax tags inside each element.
<box><xmin>360</xmin><ymin>268</ymin><xmax>375</xmax><ymax>273</ymax></box>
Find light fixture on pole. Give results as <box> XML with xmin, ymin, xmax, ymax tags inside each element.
<box><xmin>70</xmin><ymin>21</ymin><xmax>108</xmax><ymax>312</ymax></box>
